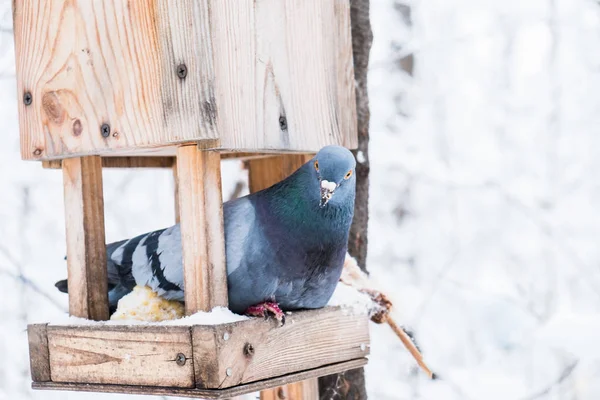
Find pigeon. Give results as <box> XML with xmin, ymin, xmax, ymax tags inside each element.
<box><xmin>56</xmin><ymin>145</ymin><xmax>356</xmax><ymax>322</ymax></box>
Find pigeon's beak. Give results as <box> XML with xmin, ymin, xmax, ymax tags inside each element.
<box><xmin>320</xmin><ymin>180</ymin><xmax>337</xmax><ymax>208</ymax></box>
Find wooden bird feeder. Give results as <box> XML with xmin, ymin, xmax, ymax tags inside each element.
<box><xmin>14</xmin><ymin>0</ymin><xmax>367</xmax><ymax>398</ymax></box>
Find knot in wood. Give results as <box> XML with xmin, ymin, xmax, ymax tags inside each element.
<box><xmin>176</xmin><ymin>63</ymin><xmax>188</xmax><ymax>79</ymax></box>
<box><xmin>23</xmin><ymin>91</ymin><xmax>32</xmax><ymax>106</ymax></box>
<box><xmin>243</xmin><ymin>342</ymin><xmax>254</xmax><ymax>358</ymax></box>
<box><xmin>277</xmin><ymin>387</ymin><xmax>287</xmax><ymax>399</ymax></box>
<box><xmin>175</xmin><ymin>353</ymin><xmax>186</xmax><ymax>366</ymax></box>
<box><xmin>278</xmin><ymin>116</ymin><xmax>287</xmax><ymax>131</ymax></box>
<box><xmin>100</xmin><ymin>123</ymin><xmax>111</xmax><ymax>138</ymax></box>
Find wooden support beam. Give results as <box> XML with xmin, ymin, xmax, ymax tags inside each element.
<box><xmin>43</xmin><ymin>157</ymin><xmax>176</xmax><ymax>169</ymax></box>
<box><xmin>260</xmin><ymin>380</ymin><xmax>318</xmax><ymax>400</ymax></box>
<box><xmin>31</xmin><ymin>358</ymin><xmax>368</xmax><ymax>399</ymax></box>
<box><xmin>176</xmin><ymin>146</ymin><xmax>228</xmax><ymax>314</ymax></box>
<box><xmin>173</xmin><ymin>157</ymin><xmax>181</xmax><ymax>223</ymax></box>
<box><xmin>246</xmin><ymin>154</ymin><xmax>317</xmax><ymax>400</ymax></box>
<box><xmin>62</xmin><ymin>156</ymin><xmax>109</xmax><ymax>321</ymax></box>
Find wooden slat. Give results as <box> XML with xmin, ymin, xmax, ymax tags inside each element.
<box><xmin>27</xmin><ymin>324</ymin><xmax>51</xmax><ymax>382</ymax></box>
<box><xmin>176</xmin><ymin>146</ymin><xmax>228</xmax><ymax>313</ymax></box>
<box><xmin>193</xmin><ymin>307</ymin><xmax>370</xmax><ymax>389</ymax></box>
<box><xmin>43</xmin><ymin>157</ymin><xmax>175</xmax><ymax>169</ymax></box>
<box><xmin>247</xmin><ymin>154</ymin><xmax>314</xmax><ymax>399</ymax></box>
<box><xmin>62</xmin><ymin>156</ymin><xmax>109</xmax><ymax>321</ymax></box>
<box><xmin>14</xmin><ymin>0</ymin><xmax>217</xmax><ymax>161</ymax></box>
<box><xmin>247</xmin><ymin>155</ymin><xmax>313</xmax><ymax>193</ymax></box>
<box><xmin>47</xmin><ymin>326</ymin><xmax>194</xmax><ymax>388</ymax></box>
<box><xmin>32</xmin><ymin>358</ymin><xmax>368</xmax><ymax>399</ymax></box>
<box><xmin>261</xmin><ymin>380</ymin><xmax>318</xmax><ymax>400</ymax></box>
<box><xmin>211</xmin><ymin>0</ymin><xmax>357</xmax><ymax>152</ymax></box>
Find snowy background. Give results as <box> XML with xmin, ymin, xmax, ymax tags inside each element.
<box><xmin>1</xmin><ymin>0</ymin><xmax>600</xmax><ymax>399</ymax></box>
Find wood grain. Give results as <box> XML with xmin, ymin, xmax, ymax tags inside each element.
<box><xmin>211</xmin><ymin>0</ymin><xmax>357</xmax><ymax>152</ymax></box>
<box><xmin>43</xmin><ymin>157</ymin><xmax>175</xmax><ymax>169</ymax></box>
<box><xmin>47</xmin><ymin>325</ymin><xmax>194</xmax><ymax>388</ymax></box>
<box><xmin>193</xmin><ymin>307</ymin><xmax>370</xmax><ymax>389</ymax></box>
<box><xmin>260</xmin><ymin>380</ymin><xmax>319</xmax><ymax>400</ymax></box>
<box><xmin>27</xmin><ymin>324</ymin><xmax>51</xmax><ymax>382</ymax></box>
<box><xmin>176</xmin><ymin>146</ymin><xmax>228</xmax><ymax>313</ymax></box>
<box><xmin>247</xmin><ymin>154</ymin><xmax>313</xmax><ymax>193</ymax></box>
<box><xmin>62</xmin><ymin>156</ymin><xmax>109</xmax><ymax>320</ymax></box>
<box><xmin>13</xmin><ymin>0</ymin><xmax>217</xmax><ymax>160</ymax></box>
<box><xmin>32</xmin><ymin>358</ymin><xmax>368</xmax><ymax>399</ymax></box>
<box><xmin>14</xmin><ymin>0</ymin><xmax>356</xmax><ymax>159</ymax></box>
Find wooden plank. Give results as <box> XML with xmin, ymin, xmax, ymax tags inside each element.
<box><xmin>27</xmin><ymin>324</ymin><xmax>51</xmax><ymax>382</ymax></box>
<box><xmin>210</xmin><ymin>0</ymin><xmax>357</xmax><ymax>153</ymax></box>
<box><xmin>62</xmin><ymin>156</ymin><xmax>109</xmax><ymax>320</ymax></box>
<box><xmin>47</xmin><ymin>326</ymin><xmax>194</xmax><ymax>388</ymax></box>
<box><xmin>261</xmin><ymin>380</ymin><xmax>318</xmax><ymax>400</ymax></box>
<box><xmin>14</xmin><ymin>0</ymin><xmax>217</xmax><ymax>161</ymax></box>
<box><xmin>176</xmin><ymin>146</ymin><xmax>228</xmax><ymax>313</ymax></box>
<box><xmin>173</xmin><ymin>157</ymin><xmax>180</xmax><ymax>223</ymax></box>
<box><xmin>193</xmin><ymin>307</ymin><xmax>370</xmax><ymax>389</ymax></box>
<box><xmin>44</xmin><ymin>157</ymin><xmax>175</xmax><ymax>169</ymax></box>
<box><xmin>32</xmin><ymin>358</ymin><xmax>368</xmax><ymax>399</ymax></box>
<box><xmin>247</xmin><ymin>155</ymin><xmax>313</xmax><ymax>193</ymax></box>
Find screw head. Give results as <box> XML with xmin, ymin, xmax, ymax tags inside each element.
<box><xmin>226</xmin><ymin>367</ymin><xmax>232</xmax><ymax>377</ymax></box>
<box><xmin>223</xmin><ymin>332</ymin><xmax>230</xmax><ymax>341</ymax></box>
<box><xmin>175</xmin><ymin>353</ymin><xmax>186</xmax><ymax>366</ymax></box>
<box><xmin>100</xmin><ymin>123</ymin><xmax>111</xmax><ymax>138</ymax></box>
<box><xmin>23</xmin><ymin>92</ymin><xmax>32</xmax><ymax>106</ymax></box>
<box><xmin>176</xmin><ymin>63</ymin><xmax>188</xmax><ymax>79</ymax></box>
<box><xmin>278</xmin><ymin>116</ymin><xmax>287</xmax><ymax>130</ymax></box>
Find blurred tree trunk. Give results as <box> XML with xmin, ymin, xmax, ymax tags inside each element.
<box><xmin>319</xmin><ymin>0</ymin><xmax>372</xmax><ymax>399</ymax></box>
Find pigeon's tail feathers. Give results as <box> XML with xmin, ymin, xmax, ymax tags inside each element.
<box><xmin>55</xmin><ymin>279</ymin><xmax>68</xmax><ymax>293</ymax></box>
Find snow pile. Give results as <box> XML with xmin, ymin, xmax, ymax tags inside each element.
<box><xmin>327</xmin><ymin>282</ymin><xmax>375</xmax><ymax>316</ymax></box>
<box><xmin>50</xmin><ymin>306</ymin><xmax>247</xmax><ymax>326</ymax></box>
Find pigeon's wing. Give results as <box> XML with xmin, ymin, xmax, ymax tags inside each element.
<box><xmin>110</xmin><ymin>225</ymin><xmax>184</xmax><ymax>301</ymax></box>
<box><xmin>222</xmin><ymin>197</ymin><xmax>282</xmax><ymax>312</ymax></box>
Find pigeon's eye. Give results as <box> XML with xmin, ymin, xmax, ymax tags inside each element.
<box><xmin>344</xmin><ymin>170</ymin><xmax>353</xmax><ymax>180</ymax></box>
<box><xmin>314</xmin><ymin>160</ymin><xmax>319</xmax><ymax>171</ymax></box>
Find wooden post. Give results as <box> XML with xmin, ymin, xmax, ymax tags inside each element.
<box><xmin>247</xmin><ymin>154</ymin><xmax>319</xmax><ymax>400</ymax></box>
<box><xmin>176</xmin><ymin>145</ymin><xmax>228</xmax><ymax>314</ymax></box>
<box><xmin>62</xmin><ymin>156</ymin><xmax>109</xmax><ymax>321</ymax></box>
<box><xmin>173</xmin><ymin>158</ymin><xmax>181</xmax><ymax>223</ymax></box>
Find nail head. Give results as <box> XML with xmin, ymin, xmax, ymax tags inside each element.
<box><xmin>223</xmin><ymin>332</ymin><xmax>230</xmax><ymax>341</ymax></box>
<box><xmin>226</xmin><ymin>367</ymin><xmax>232</xmax><ymax>377</ymax></box>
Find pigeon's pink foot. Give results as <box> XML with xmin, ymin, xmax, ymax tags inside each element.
<box><xmin>245</xmin><ymin>302</ymin><xmax>285</xmax><ymax>326</ymax></box>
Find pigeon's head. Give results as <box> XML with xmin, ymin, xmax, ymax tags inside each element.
<box><xmin>311</xmin><ymin>145</ymin><xmax>357</xmax><ymax>208</ymax></box>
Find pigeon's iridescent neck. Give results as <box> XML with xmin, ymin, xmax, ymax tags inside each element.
<box><xmin>255</xmin><ymin>164</ymin><xmax>355</xmax><ymax>245</ymax></box>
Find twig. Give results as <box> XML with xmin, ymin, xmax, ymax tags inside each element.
<box><xmin>385</xmin><ymin>316</ymin><xmax>434</xmax><ymax>379</ymax></box>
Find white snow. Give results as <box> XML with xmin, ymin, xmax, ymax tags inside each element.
<box><xmin>49</xmin><ymin>307</ymin><xmax>247</xmax><ymax>326</ymax></box>
<box><xmin>356</xmin><ymin>150</ymin><xmax>366</xmax><ymax>164</ymax></box>
<box><xmin>327</xmin><ymin>283</ymin><xmax>375</xmax><ymax>316</ymax></box>
<box><xmin>320</xmin><ymin>179</ymin><xmax>337</xmax><ymax>191</ymax></box>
